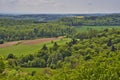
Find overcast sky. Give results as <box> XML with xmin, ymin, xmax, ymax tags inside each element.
<box><xmin>0</xmin><ymin>0</ymin><xmax>120</xmax><ymax>14</ymax></box>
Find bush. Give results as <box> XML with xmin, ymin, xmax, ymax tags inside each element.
<box><xmin>7</xmin><ymin>54</ymin><xmax>16</xmax><ymax>59</ymax></box>
<box><xmin>0</xmin><ymin>40</ymin><xmax>4</xmax><ymax>44</ymax></box>
<box><xmin>0</xmin><ymin>56</ymin><xmax>5</xmax><ymax>73</ymax></box>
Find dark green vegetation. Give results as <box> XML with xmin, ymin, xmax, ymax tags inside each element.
<box><xmin>0</xmin><ymin>14</ymin><xmax>75</xmax><ymax>21</ymax></box>
<box><xmin>0</xmin><ymin>14</ymin><xmax>120</xmax><ymax>80</ymax></box>
<box><xmin>0</xmin><ymin>18</ymin><xmax>75</xmax><ymax>41</ymax></box>
<box><xmin>0</xmin><ymin>14</ymin><xmax>120</xmax><ymax>42</ymax></box>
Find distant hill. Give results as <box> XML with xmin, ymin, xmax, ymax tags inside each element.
<box><xmin>0</xmin><ymin>13</ymin><xmax>112</xmax><ymax>21</ymax></box>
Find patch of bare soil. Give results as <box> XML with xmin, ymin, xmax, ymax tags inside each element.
<box><xmin>0</xmin><ymin>37</ymin><xmax>61</xmax><ymax>48</ymax></box>
<box><xmin>22</xmin><ymin>38</ymin><xmax>60</xmax><ymax>45</ymax></box>
<box><xmin>0</xmin><ymin>41</ymin><xmax>21</xmax><ymax>48</ymax></box>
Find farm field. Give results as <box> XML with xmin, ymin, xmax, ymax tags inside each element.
<box><xmin>75</xmin><ymin>26</ymin><xmax>120</xmax><ymax>32</ymax></box>
<box><xmin>0</xmin><ymin>38</ymin><xmax>60</xmax><ymax>48</ymax></box>
<box><xmin>0</xmin><ymin>38</ymin><xmax>71</xmax><ymax>57</ymax></box>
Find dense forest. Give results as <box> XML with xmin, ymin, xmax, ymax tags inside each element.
<box><xmin>0</xmin><ymin>14</ymin><xmax>120</xmax><ymax>43</ymax></box>
<box><xmin>0</xmin><ymin>14</ymin><xmax>120</xmax><ymax>80</ymax></box>
<box><xmin>0</xmin><ymin>18</ymin><xmax>75</xmax><ymax>42</ymax></box>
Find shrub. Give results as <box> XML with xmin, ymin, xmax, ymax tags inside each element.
<box><xmin>0</xmin><ymin>40</ymin><xmax>4</xmax><ymax>44</ymax></box>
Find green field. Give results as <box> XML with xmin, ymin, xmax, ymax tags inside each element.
<box><xmin>21</xmin><ymin>67</ymin><xmax>56</xmax><ymax>75</ymax></box>
<box><xmin>0</xmin><ymin>38</ymin><xmax>71</xmax><ymax>58</ymax></box>
<box><xmin>76</xmin><ymin>26</ymin><xmax>120</xmax><ymax>32</ymax></box>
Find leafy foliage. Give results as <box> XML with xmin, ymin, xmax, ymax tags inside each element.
<box><xmin>1</xmin><ymin>14</ymin><xmax>120</xmax><ymax>80</ymax></box>
<box><xmin>0</xmin><ymin>19</ymin><xmax>76</xmax><ymax>41</ymax></box>
<box><xmin>57</xmin><ymin>14</ymin><xmax>120</xmax><ymax>26</ymax></box>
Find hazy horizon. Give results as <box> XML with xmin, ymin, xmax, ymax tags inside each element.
<box><xmin>0</xmin><ymin>0</ymin><xmax>120</xmax><ymax>14</ymax></box>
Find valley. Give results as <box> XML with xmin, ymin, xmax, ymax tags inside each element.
<box><xmin>0</xmin><ymin>14</ymin><xmax>120</xmax><ymax>80</ymax></box>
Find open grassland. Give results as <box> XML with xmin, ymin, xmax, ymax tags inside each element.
<box><xmin>21</xmin><ymin>68</ymin><xmax>56</xmax><ymax>75</ymax></box>
<box><xmin>0</xmin><ymin>38</ymin><xmax>71</xmax><ymax>58</ymax></box>
<box><xmin>76</xmin><ymin>26</ymin><xmax>120</xmax><ymax>32</ymax></box>
<box><xmin>21</xmin><ymin>68</ymin><xmax>44</xmax><ymax>73</ymax></box>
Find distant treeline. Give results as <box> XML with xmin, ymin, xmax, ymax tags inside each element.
<box><xmin>57</xmin><ymin>14</ymin><xmax>120</xmax><ymax>26</ymax></box>
<box><xmin>0</xmin><ymin>22</ymin><xmax>75</xmax><ymax>42</ymax></box>
<box><xmin>0</xmin><ymin>14</ymin><xmax>75</xmax><ymax>21</ymax></box>
<box><xmin>0</xmin><ymin>15</ymin><xmax>77</xmax><ymax>43</ymax></box>
<box><xmin>0</xmin><ymin>14</ymin><xmax>120</xmax><ymax>42</ymax></box>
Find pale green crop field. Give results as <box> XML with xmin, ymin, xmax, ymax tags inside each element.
<box><xmin>76</xmin><ymin>26</ymin><xmax>120</xmax><ymax>32</ymax></box>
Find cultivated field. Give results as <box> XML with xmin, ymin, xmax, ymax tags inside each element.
<box><xmin>76</xmin><ymin>26</ymin><xmax>120</xmax><ymax>32</ymax></box>
<box><xmin>0</xmin><ymin>38</ymin><xmax>71</xmax><ymax>57</ymax></box>
<box><xmin>0</xmin><ymin>37</ymin><xmax>61</xmax><ymax>48</ymax></box>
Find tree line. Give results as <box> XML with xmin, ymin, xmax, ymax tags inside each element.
<box><xmin>0</xmin><ymin>19</ymin><xmax>76</xmax><ymax>43</ymax></box>
<box><xmin>57</xmin><ymin>14</ymin><xmax>120</xmax><ymax>26</ymax></box>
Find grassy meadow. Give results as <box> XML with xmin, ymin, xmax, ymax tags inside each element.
<box><xmin>0</xmin><ymin>38</ymin><xmax>71</xmax><ymax>58</ymax></box>
<box><xmin>75</xmin><ymin>26</ymin><xmax>120</xmax><ymax>32</ymax></box>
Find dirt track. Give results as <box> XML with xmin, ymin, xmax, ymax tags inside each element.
<box><xmin>22</xmin><ymin>38</ymin><xmax>60</xmax><ymax>45</ymax></box>
<box><xmin>0</xmin><ymin>37</ymin><xmax>61</xmax><ymax>48</ymax></box>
